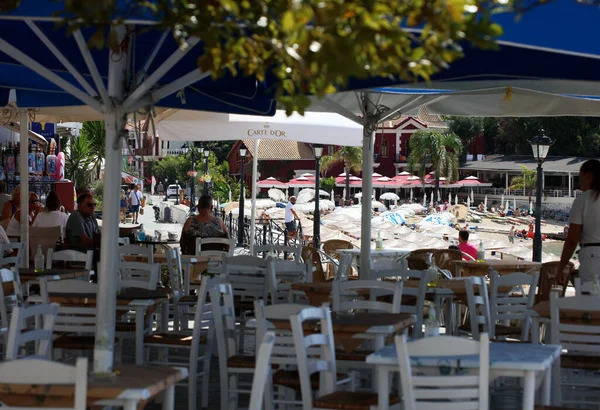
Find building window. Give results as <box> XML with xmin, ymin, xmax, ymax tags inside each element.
<box><xmin>327</xmin><ymin>145</ymin><xmax>335</xmax><ymax>156</ymax></box>
<box><xmin>381</xmin><ymin>139</ymin><xmax>389</xmax><ymax>157</ymax></box>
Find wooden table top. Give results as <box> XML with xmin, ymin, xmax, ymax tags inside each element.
<box><xmin>18</xmin><ymin>268</ymin><xmax>90</xmax><ymax>280</ymax></box>
<box><xmin>48</xmin><ymin>287</ymin><xmax>172</xmax><ymax>305</ymax></box>
<box><xmin>0</xmin><ymin>365</ymin><xmax>185</xmax><ymax>406</ymax></box>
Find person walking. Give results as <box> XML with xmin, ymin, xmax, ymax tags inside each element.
<box><xmin>559</xmin><ymin>159</ymin><xmax>600</xmax><ymax>284</ymax></box>
<box><xmin>285</xmin><ymin>196</ymin><xmax>299</xmax><ymax>238</ymax></box>
<box><xmin>508</xmin><ymin>225</ymin><xmax>515</xmax><ymax>244</ymax></box>
<box><xmin>129</xmin><ymin>185</ymin><xmax>142</xmax><ymax>224</ymax></box>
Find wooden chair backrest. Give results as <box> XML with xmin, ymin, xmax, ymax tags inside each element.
<box><xmin>464</xmin><ymin>276</ymin><xmax>492</xmax><ymax>340</ymax></box>
<box><xmin>408</xmin><ymin>248</ymin><xmax>462</xmax><ymax>271</ymax></box>
<box><xmin>550</xmin><ymin>293</ymin><xmax>600</xmax><ymax>355</ymax></box>
<box><xmin>396</xmin><ymin>333</ymin><xmax>490</xmax><ymax>410</ymax></box>
<box><xmin>332</xmin><ymin>279</ymin><xmax>403</xmax><ymax>313</ymax></box>
<box><xmin>6</xmin><ymin>303</ymin><xmax>58</xmax><ymax>360</ymax></box>
<box><xmin>0</xmin><ymin>242</ymin><xmax>25</xmax><ymax>268</ymax></box>
<box><xmin>119</xmin><ymin>261</ymin><xmax>161</xmax><ymax>290</ymax></box>
<box><xmin>249</xmin><ymin>332</ymin><xmax>275</xmax><ymax>410</ymax></box>
<box><xmin>0</xmin><ymin>268</ymin><xmax>24</xmax><ymax>344</ymax></box>
<box><xmin>301</xmin><ymin>246</ymin><xmax>326</xmax><ymax>282</ymax></box>
<box><xmin>47</xmin><ymin>249</ymin><xmax>93</xmax><ymax>270</ymax></box>
<box><xmin>536</xmin><ymin>261</ymin><xmax>574</xmax><ymax>303</ymax></box>
<box><xmin>29</xmin><ymin>226</ymin><xmax>62</xmax><ymax>260</ymax></box>
<box><xmin>118</xmin><ymin>244</ymin><xmax>154</xmax><ymax>264</ymax></box>
<box><xmin>0</xmin><ymin>357</ymin><xmax>88</xmax><ymax>410</ymax></box>
<box><xmin>253</xmin><ymin>244</ymin><xmax>302</xmax><ymax>262</ymax></box>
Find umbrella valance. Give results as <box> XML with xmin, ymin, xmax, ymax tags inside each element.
<box><xmin>257</xmin><ymin>177</ymin><xmax>287</xmax><ymax>189</ymax></box>
<box><xmin>457</xmin><ymin>176</ymin><xmax>493</xmax><ymax>187</ymax></box>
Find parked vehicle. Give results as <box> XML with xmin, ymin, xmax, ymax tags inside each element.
<box><xmin>166</xmin><ymin>184</ymin><xmax>181</xmax><ymax>198</ymax></box>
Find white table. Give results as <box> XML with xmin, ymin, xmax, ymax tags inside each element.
<box><xmin>366</xmin><ymin>342</ymin><xmax>561</xmax><ymax>410</ymax></box>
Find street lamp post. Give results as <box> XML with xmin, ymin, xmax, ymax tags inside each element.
<box><xmin>237</xmin><ymin>145</ymin><xmax>247</xmax><ymax>246</ymax></box>
<box><xmin>530</xmin><ymin>129</ymin><xmax>554</xmax><ymax>262</ymax></box>
<box><xmin>181</xmin><ymin>143</ymin><xmax>196</xmax><ymax>212</ymax></box>
<box><xmin>203</xmin><ymin>149</ymin><xmax>210</xmax><ymax>195</ymax></box>
<box><xmin>313</xmin><ymin>144</ymin><xmax>324</xmax><ymax>249</ymax></box>
<box><xmin>175</xmin><ymin>179</ymin><xmax>179</xmax><ymax>205</ymax></box>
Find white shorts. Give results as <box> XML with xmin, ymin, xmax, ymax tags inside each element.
<box><xmin>577</xmin><ymin>246</ymin><xmax>600</xmax><ymax>283</ymax></box>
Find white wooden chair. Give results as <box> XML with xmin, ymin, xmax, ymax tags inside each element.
<box><xmin>44</xmin><ymin>279</ymin><xmax>100</xmax><ymax>358</ymax></box>
<box><xmin>573</xmin><ymin>277</ymin><xmax>595</xmax><ymax>295</ymax></box>
<box><xmin>196</xmin><ymin>237</ymin><xmax>234</xmax><ymax>259</ymax></box>
<box><xmin>249</xmin><ymin>332</ymin><xmax>276</xmax><ymax>410</ymax></box>
<box><xmin>5</xmin><ymin>303</ymin><xmax>58</xmax><ymax>360</ymax></box>
<box><xmin>291</xmin><ymin>305</ymin><xmax>399</xmax><ymax>410</ymax></box>
<box><xmin>461</xmin><ymin>276</ymin><xmax>493</xmax><ymax>340</ymax></box>
<box><xmin>211</xmin><ymin>283</ymin><xmax>257</xmax><ymax>410</ymax></box>
<box><xmin>550</xmin><ymin>292</ymin><xmax>600</xmax><ymax>407</ymax></box>
<box><xmin>222</xmin><ymin>255</ymin><xmax>278</xmax><ymax>352</ymax></box>
<box><xmin>47</xmin><ymin>249</ymin><xmax>93</xmax><ymax>270</ymax></box>
<box><xmin>0</xmin><ymin>242</ymin><xmax>25</xmax><ymax>268</ymax></box>
<box><xmin>0</xmin><ymin>268</ymin><xmax>24</xmax><ymax>351</ymax></box>
<box><xmin>268</xmin><ymin>259</ymin><xmax>311</xmax><ymax>303</ymax></box>
<box><xmin>118</xmin><ymin>244</ymin><xmax>154</xmax><ymax>264</ymax></box>
<box><xmin>489</xmin><ymin>269</ymin><xmax>539</xmax><ymax>341</ymax></box>
<box><xmin>395</xmin><ymin>333</ymin><xmax>490</xmax><ymax>410</ymax></box>
<box><xmin>0</xmin><ymin>357</ymin><xmax>88</xmax><ymax>410</ymax></box>
<box><xmin>119</xmin><ymin>261</ymin><xmax>160</xmax><ymax>290</ymax></box>
<box><xmin>29</xmin><ymin>226</ymin><xmax>62</xmax><ymax>261</ymax></box>
<box><xmin>332</xmin><ymin>279</ymin><xmax>403</xmax><ymax>313</ymax></box>
<box><xmin>118</xmin><ymin>237</ymin><xmax>131</xmax><ymax>245</ymax></box>
<box><xmin>145</xmin><ymin>275</ymin><xmax>219</xmax><ymax>410</ymax></box>
<box><xmin>392</xmin><ymin>268</ymin><xmax>428</xmax><ymax>339</ymax></box>
<box><xmin>253</xmin><ymin>244</ymin><xmax>302</xmax><ymax>262</ymax></box>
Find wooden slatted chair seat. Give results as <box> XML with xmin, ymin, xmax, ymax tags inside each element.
<box><xmin>494</xmin><ymin>324</ymin><xmax>523</xmax><ymax>337</ymax></box>
<box><xmin>314</xmin><ymin>391</ymin><xmax>400</xmax><ymax>410</ymax></box>
<box><xmin>226</xmin><ymin>354</ymin><xmax>257</xmax><ymax>368</ymax></box>
<box><xmin>144</xmin><ymin>332</ymin><xmax>206</xmax><ymax>346</ymax></box>
<box><xmin>178</xmin><ymin>294</ymin><xmax>198</xmax><ymax>304</ymax></box>
<box><xmin>272</xmin><ymin>370</ymin><xmax>350</xmax><ymax>391</ymax></box>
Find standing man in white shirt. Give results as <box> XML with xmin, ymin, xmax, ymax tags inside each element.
<box><xmin>129</xmin><ymin>185</ymin><xmax>142</xmax><ymax>224</ymax></box>
<box><xmin>285</xmin><ymin>196</ymin><xmax>299</xmax><ymax>238</ymax></box>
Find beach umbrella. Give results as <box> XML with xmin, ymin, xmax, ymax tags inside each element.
<box><xmin>430</xmin><ymin>191</ymin><xmax>434</xmax><ymax>203</ymax></box>
<box><xmin>514</xmin><ymin>198</ymin><xmax>517</xmax><ymax>210</ymax></box>
<box><xmin>484</xmin><ymin>195</ymin><xmax>488</xmax><ymax>211</ymax></box>
<box><xmin>448</xmin><ymin>191</ymin><xmax>452</xmax><ymax>204</ymax></box>
<box><xmin>342</xmin><ymin>188</ymin><xmax>346</xmax><ymax>201</ymax></box>
<box><xmin>530</xmin><ymin>200</ymin><xmax>534</xmax><ymax>214</ymax></box>
<box><xmin>470</xmin><ymin>189</ymin><xmax>474</xmax><ymax>202</ymax></box>
<box><xmin>423</xmin><ymin>194</ymin><xmax>427</xmax><ymax>208</ymax></box>
<box><xmin>455</xmin><ymin>194</ymin><xmax>459</xmax><ymax>205</ymax></box>
<box><xmin>331</xmin><ymin>189</ymin><xmax>334</xmax><ymax>201</ymax></box>
<box><xmin>467</xmin><ymin>197</ymin><xmax>471</xmax><ymax>208</ymax></box>
<box><xmin>228</xmin><ymin>188</ymin><xmax>232</xmax><ymax>203</ymax></box>
<box><xmin>437</xmin><ymin>190</ymin><xmax>441</xmax><ymax>202</ymax></box>
<box><xmin>409</xmin><ymin>189</ymin><xmax>413</xmax><ymax>202</ymax></box>
<box><xmin>380</xmin><ymin>192</ymin><xmax>400</xmax><ymax>201</ymax></box>
<box><xmin>268</xmin><ymin>188</ymin><xmax>286</xmax><ymax>202</ymax></box>
<box><xmin>501</xmin><ymin>194</ymin><xmax>505</xmax><ymax>208</ymax></box>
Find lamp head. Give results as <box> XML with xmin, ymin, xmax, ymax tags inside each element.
<box><xmin>529</xmin><ymin>128</ymin><xmax>553</xmax><ymax>162</ymax></box>
<box><xmin>239</xmin><ymin>144</ymin><xmax>247</xmax><ymax>157</ymax></box>
<box><xmin>181</xmin><ymin>143</ymin><xmax>189</xmax><ymax>154</ymax></box>
<box><xmin>204</xmin><ymin>149</ymin><xmax>210</xmax><ymax>158</ymax></box>
<box><xmin>313</xmin><ymin>144</ymin><xmax>324</xmax><ymax>159</ymax></box>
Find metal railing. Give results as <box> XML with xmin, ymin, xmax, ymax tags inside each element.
<box><xmin>224</xmin><ymin>210</ymin><xmax>305</xmax><ymax>249</ymax></box>
<box><xmin>454</xmin><ymin>186</ymin><xmax>582</xmax><ymax>198</ymax></box>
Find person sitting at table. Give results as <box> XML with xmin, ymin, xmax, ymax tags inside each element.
<box><xmin>457</xmin><ymin>230</ymin><xmax>478</xmax><ymax>260</ymax></box>
<box><xmin>66</xmin><ymin>193</ymin><xmax>100</xmax><ymax>252</ymax></box>
<box><xmin>180</xmin><ymin>194</ymin><xmax>228</xmax><ymax>255</ymax></box>
<box><xmin>1</xmin><ymin>185</ymin><xmax>20</xmax><ymax>222</ymax></box>
<box><xmin>32</xmin><ymin>191</ymin><xmax>69</xmax><ymax>236</ymax></box>
<box><xmin>6</xmin><ymin>192</ymin><xmax>43</xmax><ymax>237</ymax></box>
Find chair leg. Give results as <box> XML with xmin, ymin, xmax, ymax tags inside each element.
<box><xmin>219</xmin><ymin>364</ymin><xmax>229</xmax><ymax>410</ymax></box>
<box><xmin>188</xmin><ymin>356</ymin><xmax>197</xmax><ymax>410</ymax></box>
<box><xmin>200</xmin><ymin>338</ymin><xmax>214</xmax><ymax>408</ymax></box>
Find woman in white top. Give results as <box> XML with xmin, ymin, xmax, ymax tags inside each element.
<box><xmin>32</xmin><ymin>191</ymin><xmax>69</xmax><ymax>234</ymax></box>
<box><xmin>559</xmin><ymin>159</ymin><xmax>600</xmax><ymax>283</ymax></box>
<box><xmin>6</xmin><ymin>192</ymin><xmax>42</xmax><ymax>237</ymax></box>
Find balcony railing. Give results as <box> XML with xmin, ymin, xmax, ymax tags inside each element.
<box><xmin>454</xmin><ymin>186</ymin><xmax>581</xmax><ymax>198</ymax></box>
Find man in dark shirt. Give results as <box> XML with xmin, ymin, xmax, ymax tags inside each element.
<box><xmin>66</xmin><ymin>193</ymin><xmax>100</xmax><ymax>251</ymax></box>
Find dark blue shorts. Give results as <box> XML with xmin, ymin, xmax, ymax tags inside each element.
<box><xmin>131</xmin><ymin>204</ymin><xmax>140</xmax><ymax>213</ymax></box>
<box><xmin>285</xmin><ymin>221</ymin><xmax>297</xmax><ymax>232</ymax></box>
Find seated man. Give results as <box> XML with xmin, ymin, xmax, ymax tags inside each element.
<box><xmin>66</xmin><ymin>193</ymin><xmax>100</xmax><ymax>252</ymax></box>
<box><xmin>457</xmin><ymin>230</ymin><xmax>478</xmax><ymax>260</ymax></box>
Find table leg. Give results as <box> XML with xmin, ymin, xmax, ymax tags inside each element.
<box><xmin>124</xmin><ymin>399</ymin><xmax>137</xmax><ymax>410</ymax></box>
<box><xmin>540</xmin><ymin>366</ymin><xmax>551</xmax><ymax>405</ymax></box>
<box><xmin>161</xmin><ymin>384</ymin><xmax>175</xmax><ymax>410</ymax></box>
<box><xmin>161</xmin><ymin>301</ymin><xmax>169</xmax><ymax>332</ymax></box>
<box><xmin>135</xmin><ymin>308</ymin><xmax>145</xmax><ymax>365</ymax></box>
<box><xmin>376</xmin><ymin>366</ymin><xmax>390</xmax><ymax>410</ymax></box>
<box><xmin>373</xmin><ymin>336</ymin><xmax>385</xmax><ymax>387</ymax></box>
<box><xmin>522</xmin><ymin>370</ymin><xmax>536</xmax><ymax>410</ymax></box>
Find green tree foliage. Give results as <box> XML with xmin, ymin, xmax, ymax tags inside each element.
<box><xmin>79</xmin><ymin>121</ymin><xmax>105</xmax><ymax>179</ymax></box>
<box><xmin>320</xmin><ymin>177</ymin><xmax>336</xmax><ymax>194</ymax></box>
<box><xmin>321</xmin><ymin>146</ymin><xmax>362</xmax><ymax>200</ymax></box>
<box><xmin>5</xmin><ymin>0</ymin><xmax>533</xmax><ymax>114</ymax></box>
<box><xmin>509</xmin><ymin>164</ymin><xmax>536</xmax><ymax>191</ymax></box>
<box><xmin>448</xmin><ymin>117</ymin><xmax>483</xmax><ymax>162</ymax></box>
<box><xmin>65</xmin><ymin>131</ymin><xmax>94</xmax><ymax>189</ymax></box>
<box><xmin>407</xmin><ymin>130</ymin><xmax>462</xmax><ymax>192</ymax></box>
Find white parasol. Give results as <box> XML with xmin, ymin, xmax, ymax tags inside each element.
<box><xmin>501</xmin><ymin>194</ymin><xmax>505</xmax><ymax>209</ymax></box>
<box><xmin>380</xmin><ymin>192</ymin><xmax>400</xmax><ymax>201</ymax></box>
<box><xmin>455</xmin><ymin>194</ymin><xmax>459</xmax><ymax>205</ymax></box>
<box><xmin>484</xmin><ymin>195</ymin><xmax>488</xmax><ymax>211</ymax></box>
<box><xmin>470</xmin><ymin>189</ymin><xmax>474</xmax><ymax>202</ymax></box>
<box><xmin>513</xmin><ymin>198</ymin><xmax>517</xmax><ymax>210</ymax></box>
<box><xmin>409</xmin><ymin>188</ymin><xmax>413</xmax><ymax>202</ymax></box>
<box><xmin>268</xmin><ymin>188</ymin><xmax>286</xmax><ymax>202</ymax></box>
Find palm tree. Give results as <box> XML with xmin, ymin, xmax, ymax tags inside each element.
<box><xmin>407</xmin><ymin>130</ymin><xmax>462</xmax><ymax>193</ymax></box>
<box><xmin>65</xmin><ymin>132</ymin><xmax>94</xmax><ymax>188</ymax></box>
<box><xmin>510</xmin><ymin>164</ymin><xmax>537</xmax><ymax>201</ymax></box>
<box><xmin>79</xmin><ymin>121</ymin><xmax>105</xmax><ymax>179</ymax></box>
<box><xmin>320</xmin><ymin>146</ymin><xmax>362</xmax><ymax>201</ymax></box>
